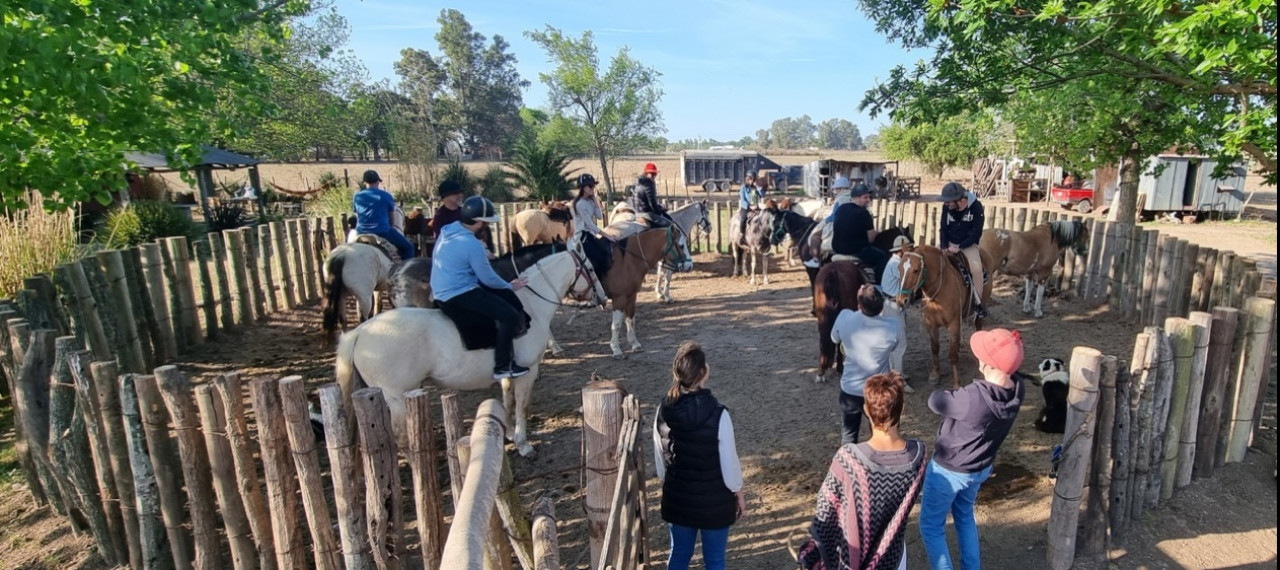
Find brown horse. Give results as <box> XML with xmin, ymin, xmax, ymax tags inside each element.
<box><xmin>510</xmin><ymin>201</ymin><xmax>573</xmax><ymax>248</ymax></box>
<box><xmin>812</xmin><ymin>261</ymin><xmax>868</xmax><ymax>382</ymax></box>
<box><xmin>979</xmin><ymin>220</ymin><xmax>1088</xmax><ymax>318</ymax></box>
<box><xmin>895</xmin><ymin>245</ymin><xmax>994</xmax><ymax>387</ymax></box>
<box><xmin>603</xmin><ymin>226</ymin><xmax>693</xmax><ymax>358</ymax></box>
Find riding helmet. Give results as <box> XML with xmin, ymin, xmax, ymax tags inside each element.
<box><xmin>850</xmin><ymin>182</ymin><xmax>871</xmax><ymax>197</ymax></box>
<box><xmin>438</xmin><ymin>179</ymin><xmax>464</xmax><ymax>198</ymax></box>
<box><xmin>746</xmin><ymin>170</ymin><xmax>758</xmax><ymax>179</ymax></box>
<box><xmin>460</xmin><ymin>196</ymin><xmax>500</xmax><ymax>224</ymax></box>
<box><xmin>577</xmin><ymin>173</ymin><xmax>598</xmax><ymax>188</ymax></box>
<box><xmin>362</xmin><ymin>170</ymin><xmax>382</xmax><ymax>185</ymax></box>
<box><xmin>940</xmin><ymin>181</ymin><xmax>967</xmax><ymax>202</ymax></box>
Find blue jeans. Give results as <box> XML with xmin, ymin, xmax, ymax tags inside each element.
<box><xmin>667</xmin><ymin>524</ymin><xmax>729</xmax><ymax>570</ymax></box>
<box><xmin>372</xmin><ymin>228</ymin><xmax>415</xmax><ymax>260</ymax></box>
<box><xmin>919</xmin><ymin>460</ymin><xmax>992</xmax><ymax>570</ymax></box>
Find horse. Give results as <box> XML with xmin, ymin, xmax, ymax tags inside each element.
<box><xmin>654</xmin><ymin>201</ymin><xmax>712</xmax><ymax>303</ymax></box>
<box><xmin>728</xmin><ymin>205</ymin><xmax>785</xmax><ymax>285</ymax></box>
<box><xmin>812</xmin><ymin>261</ymin><xmax>869</xmax><ymax>383</ymax></box>
<box><xmin>510</xmin><ymin>201</ymin><xmax>573</xmax><ymax>248</ymax></box>
<box><xmin>321</xmin><ymin>243</ymin><xmax>396</xmax><ymax>345</ymax></box>
<box><xmin>604</xmin><ymin>226</ymin><xmax>693</xmax><ymax>358</ymax></box>
<box><xmin>798</xmin><ymin>224</ymin><xmax>915</xmax><ymax>288</ymax></box>
<box><xmin>335</xmin><ymin>245</ymin><xmax>608</xmax><ymax>457</ymax></box>
<box><xmin>979</xmin><ymin>220</ymin><xmax>1089</xmax><ymax>318</ymax></box>
<box><xmin>895</xmin><ymin>244</ymin><xmax>994</xmax><ymax>387</ymax></box>
<box><xmin>775</xmin><ymin>209</ymin><xmax>819</xmax><ymax>271</ymax></box>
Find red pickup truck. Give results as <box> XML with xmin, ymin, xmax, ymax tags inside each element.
<box><xmin>1050</xmin><ymin>184</ymin><xmax>1096</xmax><ymax>213</ymax></box>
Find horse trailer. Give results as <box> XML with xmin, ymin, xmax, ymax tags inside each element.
<box><xmin>680</xmin><ymin>150</ymin><xmax>784</xmax><ymax>192</ymax></box>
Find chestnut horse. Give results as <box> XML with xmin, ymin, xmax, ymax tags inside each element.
<box><xmin>604</xmin><ymin>226</ymin><xmax>693</xmax><ymax>358</ymax></box>
<box><xmin>812</xmin><ymin>261</ymin><xmax>868</xmax><ymax>382</ymax></box>
<box><xmin>895</xmin><ymin>245</ymin><xmax>994</xmax><ymax>387</ymax></box>
<box><xmin>510</xmin><ymin>201</ymin><xmax>573</xmax><ymax>248</ymax></box>
<box><xmin>980</xmin><ymin>220</ymin><xmax>1089</xmax><ymax>318</ymax></box>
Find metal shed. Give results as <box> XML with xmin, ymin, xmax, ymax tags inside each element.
<box><xmin>125</xmin><ymin>145</ymin><xmax>263</xmax><ymax>218</ymax></box>
<box><xmin>802</xmin><ymin>159</ymin><xmax>898</xmax><ymax>199</ymax></box>
<box><xmin>679</xmin><ymin>150</ymin><xmax>783</xmax><ymax>191</ymax></box>
<box><xmin>1137</xmin><ymin>155</ymin><xmax>1247</xmax><ymax>216</ymax></box>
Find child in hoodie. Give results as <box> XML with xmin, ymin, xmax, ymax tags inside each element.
<box><xmin>918</xmin><ymin>329</ymin><xmax>1025</xmax><ymax>570</ymax></box>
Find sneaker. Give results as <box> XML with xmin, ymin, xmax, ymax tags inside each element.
<box><xmin>903</xmin><ymin>382</ymin><xmax>916</xmax><ymax>394</ymax></box>
<box><xmin>974</xmin><ymin>304</ymin><xmax>989</xmax><ymax>319</ymax></box>
<box><xmin>802</xmin><ymin>258</ymin><xmax>820</xmax><ymax>269</ymax></box>
<box><xmin>493</xmin><ymin>363</ymin><xmax>531</xmax><ymax>380</ymax></box>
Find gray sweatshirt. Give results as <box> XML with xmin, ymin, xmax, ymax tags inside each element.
<box><xmin>928</xmin><ymin>374</ymin><xmax>1025</xmax><ymax>474</ymax></box>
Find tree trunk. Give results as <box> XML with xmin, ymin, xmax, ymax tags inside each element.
<box><xmin>1115</xmin><ymin>149</ymin><xmax>1142</xmax><ymax>227</ymax></box>
<box><xmin>597</xmin><ymin>147</ymin><xmax>615</xmax><ymax>205</ymax></box>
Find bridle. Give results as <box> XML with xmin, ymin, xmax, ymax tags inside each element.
<box><xmin>522</xmin><ymin>248</ymin><xmax>606</xmax><ymax>308</ymax></box>
<box><xmin>899</xmin><ymin>251</ymin><xmax>939</xmax><ymax>301</ymax></box>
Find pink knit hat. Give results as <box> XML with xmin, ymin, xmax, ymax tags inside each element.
<box><xmin>970</xmin><ymin>329</ymin><xmax>1024</xmax><ymax>375</ymax></box>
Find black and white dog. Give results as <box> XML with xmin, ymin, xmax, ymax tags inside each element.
<box><xmin>1034</xmin><ymin>358</ymin><xmax>1069</xmax><ymax>434</ymax></box>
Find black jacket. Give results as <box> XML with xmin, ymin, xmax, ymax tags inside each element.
<box><xmin>632</xmin><ymin>177</ymin><xmax>667</xmax><ymax>216</ymax></box>
<box><xmin>831</xmin><ymin>202</ymin><xmax>874</xmax><ymax>255</ymax></box>
<box><xmin>940</xmin><ymin>198</ymin><xmax>984</xmax><ymax>249</ymax></box>
<box><xmin>658</xmin><ymin>390</ymin><xmax>737</xmax><ymax>529</ymax></box>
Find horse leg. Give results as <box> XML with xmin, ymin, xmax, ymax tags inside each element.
<box><xmin>501</xmin><ymin>377</ymin><xmax>516</xmax><ymax>442</ymax></box>
<box><xmin>762</xmin><ymin>250</ymin><xmax>770</xmax><ymax>285</ymax></box>
<box><xmin>609</xmin><ymin>309</ymin><xmax>626</xmax><ymax>359</ymax></box>
<box><xmin>948</xmin><ymin>320</ymin><xmax>963</xmax><ymax>388</ymax></box>
<box><xmin>512</xmin><ymin>369</ymin><xmax>538</xmax><ymax>457</ymax></box>
<box><xmin>928</xmin><ymin>323</ymin><xmax>942</xmax><ymax>384</ymax></box>
<box><xmin>625</xmin><ymin>304</ymin><xmax>642</xmax><ymax>353</ymax></box>
<box><xmin>749</xmin><ymin>252</ymin><xmax>758</xmax><ymax>286</ymax></box>
<box><xmin>731</xmin><ymin>245</ymin><xmax>740</xmax><ymax>277</ymax></box>
<box><xmin>1022</xmin><ymin>277</ymin><xmax>1034</xmax><ymax>314</ymax></box>
<box><xmin>545</xmin><ymin>333</ymin><xmax>564</xmax><ymax>357</ymax></box>
<box><xmin>1034</xmin><ymin>280</ymin><xmax>1046</xmax><ymax>318</ymax></box>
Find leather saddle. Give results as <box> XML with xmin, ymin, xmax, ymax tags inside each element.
<box><xmin>829</xmin><ymin>254</ymin><xmax>878</xmax><ymax>284</ymax></box>
<box><xmin>433</xmin><ymin>300</ymin><xmax>532</xmax><ymax>351</ymax></box>
<box><xmin>354</xmin><ymin>234</ymin><xmax>402</xmax><ymax>264</ymax></box>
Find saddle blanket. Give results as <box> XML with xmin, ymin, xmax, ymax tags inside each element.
<box><xmin>353</xmin><ymin>234</ymin><xmax>402</xmax><ymax>263</ymax></box>
<box><xmin>434</xmin><ymin>300</ymin><xmax>532</xmax><ymax>351</ymax></box>
<box><xmin>601</xmin><ymin>220</ymin><xmax>646</xmax><ymax>241</ymax></box>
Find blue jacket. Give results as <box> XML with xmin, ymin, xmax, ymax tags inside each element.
<box><xmin>430</xmin><ymin>222</ymin><xmax>512</xmax><ymax>301</ymax></box>
<box><xmin>940</xmin><ymin>192</ymin><xmax>984</xmax><ymax>249</ymax></box>
<box><xmin>353</xmin><ymin>187</ymin><xmax>396</xmax><ymax>233</ymax></box>
<box><xmin>738</xmin><ymin>183</ymin><xmax>764</xmax><ymax>210</ymax></box>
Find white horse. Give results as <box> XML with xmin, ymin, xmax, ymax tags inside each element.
<box><xmin>335</xmin><ymin>245</ymin><xmax>607</xmax><ymax>456</ymax></box>
<box><xmin>321</xmin><ymin>243</ymin><xmax>396</xmax><ymax>344</ymax></box>
<box><xmin>654</xmin><ymin>201</ymin><xmax>712</xmax><ymax>302</ymax></box>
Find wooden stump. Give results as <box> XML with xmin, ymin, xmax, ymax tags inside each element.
<box><xmin>1081</xmin><ymin>355</ymin><xmax>1118</xmax><ymax>561</ymax></box>
<box><xmin>582</xmin><ymin>382</ymin><xmax>626</xmax><ymax>564</ymax></box>
<box><xmin>351</xmin><ymin>387</ymin><xmax>405</xmax><ymax>570</ymax></box>
<box><xmin>1047</xmin><ymin>347</ymin><xmax>1104</xmax><ymax>570</ymax></box>
<box><xmin>1145</xmin><ymin>328</ymin><xmax>1175</xmax><ymax>510</ymax></box>
<box><xmin>1175</xmin><ymin>312</ymin><xmax>1212</xmax><ymax>488</ymax></box>
<box><xmin>1194</xmin><ymin>307</ymin><xmax>1239</xmax><ymax>478</ymax></box>
<box><xmin>1224</xmin><ymin>297</ymin><xmax>1276</xmax><ymax>463</ymax></box>
<box><xmin>155</xmin><ymin>366</ymin><xmax>223</xmax><ymax>570</ymax></box>
<box><xmin>249</xmin><ymin>377</ymin><xmax>308</xmax><ymax>570</ymax></box>
<box><xmin>1127</xmin><ymin>328</ymin><xmax>1160</xmax><ymax>523</ymax></box>
<box><xmin>1109</xmin><ymin>358</ymin><xmax>1133</xmax><ymax>541</ymax></box>
<box><xmin>1159</xmin><ymin>318</ymin><xmax>1195</xmax><ymax>500</ymax></box>
<box><xmin>318</xmin><ymin>384</ymin><xmax>374</xmax><ymax>570</ymax></box>
<box><xmin>532</xmin><ymin>497</ymin><xmax>560</xmax><ymax>570</ymax></box>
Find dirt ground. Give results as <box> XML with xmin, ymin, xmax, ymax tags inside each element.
<box><xmin>3</xmin><ymin>240</ymin><xmax>1275</xmax><ymax>569</ymax></box>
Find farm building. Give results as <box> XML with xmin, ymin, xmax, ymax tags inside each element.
<box><xmin>679</xmin><ymin>150</ymin><xmax>783</xmax><ymax>191</ymax></box>
<box><xmin>1137</xmin><ymin>154</ymin><xmax>1247</xmax><ymax>217</ymax></box>
<box><xmin>802</xmin><ymin>159</ymin><xmax>899</xmax><ymax>199</ymax></box>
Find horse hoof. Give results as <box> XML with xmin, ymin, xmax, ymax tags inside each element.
<box><xmin>612</xmin><ymin>353</ymin><xmax>626</xmax><ymax>360</ymax></box>
<box><xmin>631</xmin><ymin>346</ymin><xmax>644</xmax><ymax>354</ymax></box>
<box><xmin>517</xmin><ymin>443</ymin><xmax>536</xmax><ymax>458</ymax></box>
<box><xmin>814</xmin><ymin>375</ymin><xmax>826</xmax><ymax>384</ymax></box>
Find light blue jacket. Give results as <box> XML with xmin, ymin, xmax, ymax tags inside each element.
<box><xmin>430</xmin><ymin>222</ymin><xmax>512</xmax><ymax>301</ymax></box>
<box><xmin>879</xmin><ymin>254</ymin><xmax>902</xmax><ymax>296</ymax></box>
<box><xmin>738</xmin><ymin>183</ymin><xmax>764</xmax><ymax>210</ymax></box>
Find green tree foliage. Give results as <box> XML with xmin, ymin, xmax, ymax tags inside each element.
<box><xmin>506</xmin><ymin>136</ymin><xmax>578</xmax><ymax>202</ymax></box>
<box><xmin>479</xmin><ymin>164</ymin><xmax>517</xmax><ymax>202</ymax></box>
<box><xmin>816</xmin><ymin>119</ymin><xmax>864</xmax><ymax>150</ymax></box>
<box><xmin>2</xmin><ymin>0</ymin><xmax>310</xmax><ymax>209</ymax></box>
<box><xmin>755</xmin><ymin>129</ymin><xmax>773</xmax><ymax>149</ymax></box>
<box><xmin>879</xmin><ymin>113</ymin><xmax>998</xmax><ymax>178</ymax></box>
<box><xmin>97</xmin><ymin>201</ymin><xmax>199</xmax><ymax>249</ymax></box>
<box><xmin>770</xmin><ymin>116</ymin><xmax>817</xmax><ymax>149</ymax></box>
<box><xmin>856</xmin><ymin>0</ymin><xmax>1277</xmax><ymax>221</ymax></box>
<box><xmin>864</xmin><ymin>133</ymin><xmax>882</xmax><ymax>151</ymax></box>
<box><xmin>526</xmin><ymin>26</ymin><xmax>665</xmax><ymax>202</ymax></box>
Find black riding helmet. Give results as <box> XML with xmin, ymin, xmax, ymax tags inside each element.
<box><xmin>577</xmin><ymin>173</ymin><xmax>598</xmax><ymax>188</ymax></box>
<box><xmin>438</xmin><ymin>179</ymin><xmax>464</xmax><ymax>198</ymax></box>
<box><xmin>460</xmin><ymin>196</ymin><xmax>500</xmax><ymax>224</ymax></box>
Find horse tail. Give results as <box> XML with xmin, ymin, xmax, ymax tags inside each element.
<box><xmin>334</xmin><ymin>329</ymin><xmax>366</xmax><ymax>422</ymax></box>
<box><xmin>815</xmin><ymin>266</ymin><xmax>844</xmax><ymax>375</ymax></box>
<box><xmin>321</xmin><ymin>253</ymin><xmax>346</xmax><ymax>346</ymax></box>
<box><xmin>510</xmin><ymin>229</ymin><xmax>525</xmax><ymax>250</ymax></box>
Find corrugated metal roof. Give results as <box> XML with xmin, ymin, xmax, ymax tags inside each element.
<box><xmin>125</xmin><ymin>145</ymin><xmax>260</xmax><ymax>171</ymax></box>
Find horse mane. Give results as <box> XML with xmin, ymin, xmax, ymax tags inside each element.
<box><xmin>1049</xmin><ymin>220</ymin><xmax>1086</xmax><ymax>248</ymax></box>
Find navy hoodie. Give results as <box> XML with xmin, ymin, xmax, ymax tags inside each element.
<box><xmin>928</xmin><ymin>374</ymin><xmax>1025</xmax><ymax>474</ymax></box>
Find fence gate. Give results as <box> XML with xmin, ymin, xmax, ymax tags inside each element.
<box><xmin>597</xmin><ymin>394</ymin><xmax>649</xmax><ymax>570</ymax></box>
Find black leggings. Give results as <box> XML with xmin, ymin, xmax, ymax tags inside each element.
<box><xmin>438</xmin><ymin>286</ymin><xmax>525</xmax><ymax>370</ymax></box>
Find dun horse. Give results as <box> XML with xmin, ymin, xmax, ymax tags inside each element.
<box><xmin>895</xmin><ymin>244</ymin><xmax>994</xmax><ymax>387</ymax></box>
<box><xmin>980</xmin><ymin>220</ymin><xmax>1089</xmax><ymax>318</ymax></box>
<box><xmin>510</xmin><ymin>201</ymin><xmax>574</xmax><ymax>248</ymax></box>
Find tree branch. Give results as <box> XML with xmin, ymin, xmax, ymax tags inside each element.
<box><xmin>1240</xmin><ymin>142</ymin><xmax>1277</xmax><ymax>176</ymax></box>
<box><xmin>236</xmin><ymin>0</ymin><xmax>292</xmax><ymax>24</ymax></box>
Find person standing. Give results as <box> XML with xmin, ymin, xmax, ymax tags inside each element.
<box><xmin>353</xmin><ymin>170</ymin><xmax>415</xmax><ymax>260</ymax></box>
<box><xmin>830</xmin><ymin>285</ymin><xmax>901</xmax><ymax>444</ymax></box>
<box><xmin>879</xmin><ymin>235</ymin><xmax>913</xmax><ymax>392</ymax></box>
<box><xmin>938</xmin><ymin>182</ymin><xmax>987</xmax><ymax>318</ymax></box>
<box><xmin>918</xmin><ymin>328</ymin><xmax>1025</xmax><ymax>570</ymax></box>
<box><xmin>654</xmin><ymin>341</ymin><xmax>746</xmax><ymax>570</ymax></box>
<box><xmin>798</xmin><ymin>372</ymin><xmax>926</xmax><ymax>570</ymax></box>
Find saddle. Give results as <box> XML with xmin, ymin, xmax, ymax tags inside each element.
<box><xmin>578</xmin><ymin>232</ymin><xmax>614</xmax><ymax>281</ymax></box>
<box><xmin>433</xmin><ymin>300</ymin><xmax>532</xmax><ymax>351</ymax></box>
<box><xmin>829</xmin><ymin>254</ymin><xmax>878</xmax><ymax>285</ymax></box>
<box><xmin>354</xmin><ymin>234</ymin><xmax>402</xmax><ymax>264</ymax></box>
<box><xmin>943</xmin><ymin>252</ymin><xmax>989</xmax><ymax>315</ymax></box>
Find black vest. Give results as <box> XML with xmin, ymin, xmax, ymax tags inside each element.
<box><xmin>658</xmin><ymin>390</ymin><xmax>737</xmax><ymax>529</ymax></box>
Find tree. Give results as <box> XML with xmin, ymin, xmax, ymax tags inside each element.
<box><xmin>864</xmin><ymin>133</ymin><xmax>882</xmax><ymax>151</ymax></box>
<box><xmin>770</xmin><ymin>115</ymin><xmax>817</xmax><ymax>149</ymax></box>
<box><xmin>816</xmin><ymin>118</ymin><xmax>864</xmax><ymax>150</ymax></box>
<box><xmin>433</xmin><ymin>9</ymin><xmax>528</xmax><ymax>154</ymax></box>
<box><xmin>879</xmin><ymin>112</ymin><xmax>998</xmax><ymax>178</ymax></box>
<box><xmin>526</xmin><ymin>26</ymin><xmax>665</xmax><ymax>202</ymax></box>
<box><xmin>755</xmin><ymin>129</ymin><xmax>773</xmax><ymax>149</ymax></box>
<box><xmin>856</xmin><ymin>0</ymin><xmax>1278</xmax><ymax>223</ymax></box>
<box><xmin>2</xmin><ymin>0</ymin><xmax>310</xmax><ymax>208</ymax></box>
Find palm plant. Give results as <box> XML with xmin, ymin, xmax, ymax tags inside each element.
<box><xmin>506</xmin><ymin>137</ymin><xmax>578</xmax><ymax>202</ymax></box>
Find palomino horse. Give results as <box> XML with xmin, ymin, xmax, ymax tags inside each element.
<box><xmin>811</xmin><ymin>261</ymin><xmax>869</xmax><ymax>382</ymax></box>
<box><xmin>321</xmin><ymin>243</ymin><xmax>397</xmax><ymax>344</ymax></box>
<box><xmin>604</xmin><ymin>226</ymin><xmax>693</xmax><ymax>358</ymax></box>
<box><xmin>895</xmin><ymin>244</ymin><xmax>994</xmax><ymax>387</ymax></box>
<box><xmin>654</xmin><ymin>201</ymin><xmax>712</xmax><ymax>303</ymax></box>
<box><xmin>980</xmin><ymin>220</ymin><xmax>1089</xmax><ymax>318</ymax></box>
<box><xmin>336</xmin><ymin>245</ymin><xmax>608</xmax><ymax>457</ymax></box>
<box><xmin>729</xmin><ymin>205</ymin><xmax>785</xmax><ymax>285</ymax></box>
<box><xmin>511</xmin><ymin>201</ymin><xmax>573</xmax><ymax>248</ymax></box>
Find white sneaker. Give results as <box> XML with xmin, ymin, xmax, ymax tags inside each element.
<box><xmin>802</xmin><ymin>258</ymin><xmax>821</xmax><ymax>269</ymax></box>
<box><xmin>903</xmin><ymin>382</ymin><xmax>916</xmax><ymax>394</ymax></box>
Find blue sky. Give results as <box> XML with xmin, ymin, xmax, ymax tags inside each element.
<box><xmin>332</xmin><ymin>0</ymin><xmax>932</xmax><ymax>142</ymax></box>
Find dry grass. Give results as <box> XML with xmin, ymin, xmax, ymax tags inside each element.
<box><xmin>0</xmin><ymin>197</ymin><xmax>84</xmax><ymax>298</ymax></box>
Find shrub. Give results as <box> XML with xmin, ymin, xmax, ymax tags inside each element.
<box><xmin>479</xmin><ymin>165</ymin><xmax>517</xmax><ymax>203</ymax></box>
<box><xmin>439</xmin><ymin>158</ymin><xmax>478</xmax><ymax>195</ymax></box>
<box><xmin>507</xmin><ymin>137</ymin><xmax>577</xmax><ymax>202</ymax></box>
<box><xmin>97</xmin><ymin>200</ymin><xmax>198</xmax><ymax>249</ymax></box>
<box><xmin>0</xmin><ymin>197</ymin><xmax>83</xmax><ymax>298</ymax></box>
<box><xmin>206</xmin><ymin>202</ymin><xmax>252</xmax><ymax>232</ymax></box>
<box><xmin>308</xmin><ymin>185</ymin><xmax>356</xmax><ymax>219</ymax></box>
<box><xmin>318</xmin><ymin>171</ymin><xmax>344</xmax><ymax>191</ymax></box>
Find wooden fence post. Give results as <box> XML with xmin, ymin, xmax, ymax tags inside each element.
<box><xmin>714</xmin><ymin>202</ymin><xmax>723</xmax><ymax>253</ymax></box>
<box><xmin>1194</xmin><ymin>307</ymin><xmax>1239</xmax><ymax>478</ymax></box>
<box><xmin>286</xmin><ymin>220</ymin><xmax>308</xmax><ymax>304</ymax></box>
<box><xmin>497</xmin><ymin>451</ymin><xmax>535</xmax><ymax>570</ymax></box>
<box><xmin>81</xmin><ymin>259</ymin><xmax>126</xmax><ymax>358</ymax></box>
<box><xmin>193</xmin><ymin>241</ymin><xmax>220</xmax><ymax>342</ymax></box>
<box><xmin>1191</xmin><ymin>249</ymin><xmax>1216</xmax><ymax>313</ymax></box>
<box><xmin>139</xmin><ymin>244</ymin><xmax>177</xmax><ymax>363</ymax></box>
<box><xmin>1047</xmin><ymin>347</ymin><xmax>1104</xmax><ymax>570</ymax></box>
<box><xmin>119</xmin><ymin>373</ymin><xmax>173</xmax><ymax>569</ymax></box>
<box><xmin>1224</xmin><ymin>297</ymin><xmax>1275</xmax><ymax>463</ymax></box>
<box><xmin>279</xmin><ymin>377</ymin><xmax>342</xmax><ymax>570</ymax></box>
<box><xmin>97</xmin><ymin>250</ymin><xmax>148</xmax><ymax>372</ymax></box>
<box><xmin>1127</xmin><ymin>328</ymin><xmax>1160</xmax><ymax>524</ymax></box>
<box><xmin>164</xmin><ymin>237</ymin><xmax>201</xmax><ymax>348</ymax></box>
<box><xmin>351</xmin><ymin>387</ymin><xmax>405</xmax><ymax>570</ymax></box>
<box><xmin>258</xmin><ymin>224</ymin><xmax>281</xmax><ymax>314</ymax></box>
<box><xmin>405</xmin><ymin>389</ymin><xmax>445</xmax><ymax>570</ymax></box>
<box><xmin>49</xmin><ymin>340</ymin><xmax>116</xmax><ymax>561</ymax></box>
<box><xmin>532</xmin><ymin>497</ymin><xmax>560</xmax><ymax>570</ymax></box>
<box><xmin>135</xmin><ymin>373</ymin><xmax>193</xmax><ymax>568</ymax></box>
<box><xmin>1109</xmin><ymin>358</ymin><xmax>1133</xmax><ymax>541</ymax></box>
<box><xmin>318</xmin><ymin>384</ymin><xmax>374</xmax><ymax>570</ymax></box>
<box><xmin>1150</xmin><ymin>236</ymin><xmax>1177</xmax><ymax>326</ymax></box>
<box><xmin>243</xmin><ymin>228</ymin><xmax>267</xmax><ymax>321</ymax></box>
<box><xmin>1210</xmin><ymin>251</ymin><xmax>1233</xmax><ymax>310</ymax></box>
<box><xmin>193</xmin><ymin>383</ymin><xmax>258</xmax><ymax>570</ymax></box>
<box><xmin>249</xmin><ymin>377</ymin><xmax>308</xmax><ymax>570</ymax></box>
<box><xmin>582</xmin><ymin>382</ymin><xmax>625</xmax><ymax>564</ymax></box>
<box><xmin>215</xmin><ymin>373</ymin><xmax>277</xmax><ymax>568</ymax></box>
<box><xmin>209</xmin><ymin>234</ymin><xmax>235</xmax><ymax>331</ymax></box>
<box><xmin>69</xmin><ymin>353</ymin><xmax>129</xmax><ymax>565</ymax></box>
<box><xmin>1145</xmin><ymin>327</ymin><xmax>1175</xmax><ymax>509</ymax></box>
<box><xmin>225</xmin><ymin>230</ymin><xmax>254</xmax><ymax>326</ymax></box>
<box><xmin>54</xmin><ymin>262</ymin><xmax>112</xmax><ymax>360</ymax></box>
<box><xmin>1080</xmin><ymin>355</ymin><xmax>1118</xmax><ymax>562</ymax></box>
<box><xmin>156</xmin><ymin>366</ymin><xmax>222</xmax><ymax>570</ymax></box>
<box><xmin>441</xmin><ymin>400</ymin><xmax>508</xmax><ymax>569</ymax></box>
<box><xmin>1159</xmin><ymin>318</ymin><xmax>1195</xmax><ymax>500</ymax></box>
<box><xmin>441</xmin><ymin>391</ymin><xmax>466</xmax><ymax>511</ymax></box>
<box><xmin>123</xmin><ymin>248</ymin><xmax>159</xmax><ymax>368</ymax></box>
<box><xmin>1175</xmin><ymin>312</ymin><xmax>1212</xmax><ymax>488</ymax></box>
<box><xmin>91</xmin><ymin>361</ymin><xmax>144</xmax><ymax>570</ymax></box>
<box><xmin>1079</xmin><ymin>219</ymin><xmax>1102</xmax><ymax>297</ymax></box>
<box><xmin>271</xmin><ymin>220</ymin><xmax>297</xmax><ymax>309</ymax></box>
<box><xmin>11</xmin><ymin>325</ymin><xmax>65</xmax><ymax>513</ymax></box>
<box><xmin>300</xmin><ymin>218</ymin><xmax>319</xmax><ymax>302</ymax></box>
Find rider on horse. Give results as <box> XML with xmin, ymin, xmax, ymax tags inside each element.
<box><xmin>830</xmin><ymin>182</ymin><xmax>889</xmax><ymax>283</ymax></box>
<box><xmin>939</xmin><ymin>181</ymin><xmax>988</xmax><ymax>318</ymax></box>
<box><xmin>354</xmin><ymin>170</ymin><xmax>415</xmax><ymax>260</ymax></box>
<box><xmin>572</xmin><ymin>173</ymin><xmax>613</xmax><ymax>277</ymax></box>
<box><xmin>633</xmin><ymin>162</ymin><xmax>673</xmax><ymax>229</ymax></box>
<box><xmin>737</xmin><ymin>170</ymin><xmax>766</xmax><ymax>238</ymax></box>
<box><xmin>431</xmin><ymin>196</ymin><xmax>532</xmax><ymax>380</ymax></box>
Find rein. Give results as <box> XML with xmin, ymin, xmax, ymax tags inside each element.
<box><xmin>522</xmin><ymin>251</ymin><xmax>603</xmax><ymax>308</ymax></box>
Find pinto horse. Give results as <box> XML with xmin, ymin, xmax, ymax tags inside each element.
<box><xmin>336</xmin><ymin>246</ymin><xmax>608</xmax><ymax>457</ymax></box>
<box><xmin>729</xmin><ymin>206</ymin><xmax>785</xmax><ymax>285</ymax></box>
<box><xmin>895</xmin><ymin>244</ymin><xmax>994</xmax><ymax>387</ymax></box>
<box><xmin>321</xmin><ymin>243</ymin><xmax>397</xmax><ymax>345</ymax></box>
<box><xmin>980</xmin><ymin>220</ymin><xmax>1089</xmax><ymax>318</ymax></box>
<box><xmin>510</xmin><ymin>201</ymin><xmax>574</xmax><ymax>248</ymax></box>
<box><xmin>605</xmin><ymin>226</ymin><xmax>693</xmax><ymax>358</ymax></box>
<box><xmin>654</xmin><ymin>201</ymin><xmax>712</xmax><ymax>303</ymax></box>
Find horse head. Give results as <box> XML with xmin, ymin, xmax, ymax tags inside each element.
<box><xmin>896</xmin><ymin>246</ymin><xmax>932</xmax><ymax>306</ymax></box>
<box><xmin>665</xmin><ymin>226</ymin><xmax>694</xmax><ymax>273</ymax></box>
<box><xmin>565</xmin><ymin>236</ymin><xmax>609</xmax><ymax>307</ymax></box>
<box><xmin>694</xmin><ymin>200</ymin><xmax>712</xmax><ymax>235</ymax></box>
